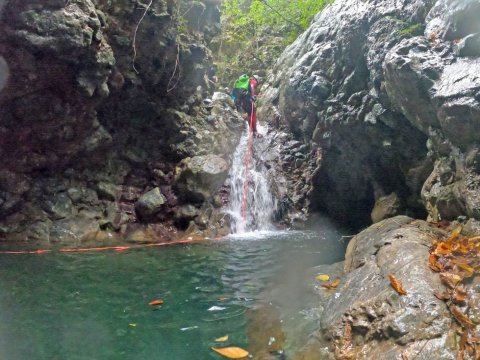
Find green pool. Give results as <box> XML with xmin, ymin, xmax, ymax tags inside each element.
<box><xmin>0</xmin><ymin>227</ymin><xmax>345</xmax><ymax>360</ymax></box>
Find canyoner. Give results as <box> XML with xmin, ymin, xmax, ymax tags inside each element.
<box><xmin>231</xmin><ymin>74</ymin><xmax>259</xmax><ymax>136</ymax></box>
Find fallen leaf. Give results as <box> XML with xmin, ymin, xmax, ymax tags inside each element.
<box><xmin>459</xmin><ymin>329</ymin><xmax>468</xmax><ymax>358</ymax></box>
<box><xmin>433</xmin><ymin>291</ymin><xmax>450</xmax><ymax>301</ymax></box>
<box><xmin>149</xmin><ymin>299</ymin><xmax>164</xmax><ymax>306</ymax></box>
<box><xmin>434</xmin><ymin>242</ymin><xmax>452</xmax><ymax>256</ymax></box>
<box><xmin>211</xmin><ymin>346</ymin><xmax>249</xmax><ymax>359</ymax></box>
<box><xmin>451</xmin><ymin>305</ymin><xmax>475</xmax><ymax>328</ymax></box>
<box><xmin>129</xmin><ymin>323</ymin><xmax>137</xmax><ymax>327</ymax></box>
<box><xmin>321</xmin><ymin>278</ymin><xmax>340</xmax><ymax>289</ymax></box>
<box><xmin>452</xmin><ymin>286</ymin><xmax>467</xmax><ymax>304</ymax></box>
<box><xmin>447</xmin><ymin>226</ymin><xmax>462</xmax><ymax>244</ymax></box>
<box><xmin>453</xmin><ymin>244</ymin><xmax>470</xmax><ymax>255</ymax></box>
<box><xmin>388</xmin><ymin>274</ymin><xmax>407</xmax><ymax>295</ymax></box>
<box><xmin>470</xmin><ymin>334</ymin><xmax>480</xmax><ymax>343</ymax></box>
<box><xmin>316</xmin><ymin>274</ymin><xmax>330</xmax><ymax>282</ymax></box>
<box><xmin>439</xmin><ymin>272</ymin><xmax>462</xmax><ymax>288</ymax></box>
<box><xmin>429</xmin><ymin>254</ymin><xmax>441</xmax><ymax>272</ymax></box>
<box><xmin>215</xmin><ymin>335</ymin><xmax>229</xmax><ymax>342</ymax></box>
<box><xmin>457</xmin><ymin>263</ymin><xmax>475</xmax><ymax>274</ymax></box>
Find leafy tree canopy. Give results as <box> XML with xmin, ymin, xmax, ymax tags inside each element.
<box><xmin>222</xmin><ymin>0</ymin><xmax>333</xmax><ymax>43</ymax></box>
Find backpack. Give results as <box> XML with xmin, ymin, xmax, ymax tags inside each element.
<box><xmin>233</xmin><ymin>74</ymin><xmax>250</xmax><ymax>91</ymax></box>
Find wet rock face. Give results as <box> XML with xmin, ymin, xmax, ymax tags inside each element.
<box><xmin>383</xmin><ymin>0</ymin><xmax>480</xmax><ymax>221</ymax></box>
<box><xmin>299</xmin><ymin>216</ymin><xmax>458</xmax><ymax>359</ymax></box>
<box><xmin>174</xmin><ymin>154</ymin><xmax>229</xmax><ymax>203</ymax></box>
<box><xmin>0</xmin><ymin>0</ymin><xmax>240</xmax><ymax>243</ymax></box>
<box><xmin>260</xmin><ymin>0</ymin><xmax>480</xmax><ymax>227</ymax></box>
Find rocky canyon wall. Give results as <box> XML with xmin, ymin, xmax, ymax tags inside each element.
<box><xmin>260</xmin><ymin>0</ymin><xmax>480</xmax><ymax>229</ymax></box>
<box><xmin>0</xmin><ymin>0</ymin><xmax>242</xmax><ymax>244</ymax></box>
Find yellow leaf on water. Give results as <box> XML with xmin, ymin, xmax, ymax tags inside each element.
<box><xmin>316</xmin><ymin>274</ymin><xmax>330</xmax><ymax>282</ymax></box>
<box><xmin>211</xmin><ymin>346</ymin><xmax>249</xmax><ymax>359</ymax></box>
<box><xmin>128</xmin><ymin>323</ymin><xmax>137</xmax><ymax>327</ymax></box>
<box><xmin>215</xmin><ymin>335</ymin><xmax>229</xmax><ymax>342</ymax></box>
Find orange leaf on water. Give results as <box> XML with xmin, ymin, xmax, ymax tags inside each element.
<box><xmin>149</xmin><ymin>299</ymin><xmax>164</xmax><ymax>306</ymax></box>
<box><xmin>388</xmin><ymin>274</ymin><xmax>407</xmax><ymax>295</ymax></box>
<box><xmin>211</xmin><ymin>346</ymin><xmax>249</xmax><ymax>359</ymax></box>
<box><xmin>321</xmin><ymin>278</ymin><xmax>340</xmax><ymax>289</ymax></box>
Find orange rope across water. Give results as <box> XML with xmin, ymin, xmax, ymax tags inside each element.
<box><xmin>0</xmin><ymin>238</ymin><xmax>223</xmax><ymax>255</ymax></box>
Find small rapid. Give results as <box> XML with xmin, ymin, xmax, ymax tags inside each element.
<box><xmin>226</xmin><ymin>124</ymin><xmax>277</xmax><ymax>234</ymax></box>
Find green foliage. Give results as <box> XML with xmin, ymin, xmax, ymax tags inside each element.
<box><xmin>222</xmin><ymin>0</ymin><xmax>333</xmax><ymax>44</ymax></box>
<box><xmin>216</xmin><ymin>0</ymin><xmax>333</xmax><ymax>86</ymax></box>
<box><xmin>386</xmin><ymin>16</ymin><xmax>424</xmax><ymax>39</ymax></box>
<box><xmin>398</xmin><ymin>23</ymin><xmax>423</xmax><ymax>38</ymax></box>
<box><xmin>177</xmin><ymin>16</ymin><xmax>188</xmax><ymax>34</ymax></box>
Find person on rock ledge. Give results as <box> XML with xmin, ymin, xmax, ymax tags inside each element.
<box><xmin>231</xmin><ymin>74</ymin><xmax>260</xmax><ymax>137</ymax></box>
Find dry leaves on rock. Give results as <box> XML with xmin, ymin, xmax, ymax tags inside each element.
<box><xmin>428</xmin><ymin>226</ymin><xmax>480</xmax><ymax>359</ymax></box>
<box><xmin>388</xmin><ymin>274</ymin><xmax>407</xmax><ymax>295</ymax></box>
<box><xmin>321</xmin><ymin>278</ymin><xmax>340</xmax><ymax>289</ymax></box>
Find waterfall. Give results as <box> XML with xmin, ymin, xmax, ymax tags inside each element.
<box><xmin>227</xmin><ymin>124</ymin><xmax>277</xmax><ymax>234</ymax></box>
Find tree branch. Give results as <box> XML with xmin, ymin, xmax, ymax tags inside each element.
<box><xmin>258</xmin><ymin>0</ymin><xmax>303</xmax><ymax>30</ymax></box>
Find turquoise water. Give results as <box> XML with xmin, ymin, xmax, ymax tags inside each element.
<box><xmin>0</xmin><ymin>228</ymin><xmax>345</xmax><ymax>360</ymax></box>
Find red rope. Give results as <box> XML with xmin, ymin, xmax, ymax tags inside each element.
<box><xmin>0</xmin><ymin>237</ymin><xmax>226</xmax><ymax>255</ymax></box>
<box><xmin>241</xmin><ymin>92</ymin><xmax>256</xmax><ymax>225</ymax></box>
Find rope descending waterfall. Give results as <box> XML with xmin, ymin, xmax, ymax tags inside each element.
<box><xmin>241</xmin><ymin>92</ymin><xmax>255</xmax><ymax>225</ymax></box>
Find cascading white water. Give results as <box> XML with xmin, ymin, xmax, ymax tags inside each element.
<box><xmin>227</xmin><ymin>124</ymin><xmax>277</xmax><ymax>234</ymax></box>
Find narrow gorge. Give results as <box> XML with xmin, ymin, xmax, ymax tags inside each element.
<box><xmin>0</xmin><ymin>0</ymin><xmax>479</xmax><ymax>359</ymax></box>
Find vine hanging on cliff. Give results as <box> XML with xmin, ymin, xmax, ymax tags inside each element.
<box><xmin>132</xmin><ymin>0</ymin><xmax>154</xmax><ymax>74</ymax></box>
<box><xmin>166</xmin><ymin>44</ymin><xmax>181</xmax><ymax>93</ymax></box>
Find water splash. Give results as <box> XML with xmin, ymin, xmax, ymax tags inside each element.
<box><xmin>227</xmin><ymin>124</ymin><xmax>277</xmax><ymax>234</ymax></box>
